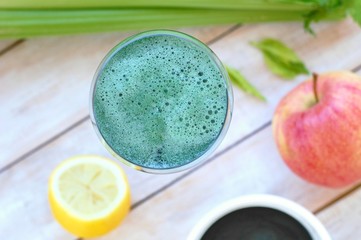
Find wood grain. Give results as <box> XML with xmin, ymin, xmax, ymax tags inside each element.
<box><xmin>96</xmin><ymin>126</ymin><xmax>355</xmax><ymax>240</ymax></box>
<box><xmin>317</xmin><ymin>187</ymin><xmax>361</xmax><ymax>240</ymax></box>
<box><xmin>0</xmin><ymin>118</ymin><xmax>357</xmax><ymax>240</ymax></box>
<box><xmin>2</xmin><ymin>19</ymin><xmax>361</xmax><ymax>172</ymax></box>
<box><xmin>0</xmin><ymin>120</ymin><xmax>184</xmax><ymax>240</ymax></box>
<box><xmin>204</xmin><ymin>19</ymin><xmax>361</xmax><ymax>166</ymax></box>
<box><xmin>207</xmin><ymin>18</ymin><xmax>361</xmax><ymax>161</ymax></box>
<box><xmin>0</xmin><ymin>26</ymin><xmax>235</xmax><ymax>170</ymax></box>
<box><xmin>2</xmin><ymin>19</ymin><xmax>361</xmax><ymax>240</ymax></box>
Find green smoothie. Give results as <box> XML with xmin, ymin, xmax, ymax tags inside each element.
<box><xmin>92</xmin><ymin>31</ymin><xmax>230</xmax><ymax>170</ymax></box>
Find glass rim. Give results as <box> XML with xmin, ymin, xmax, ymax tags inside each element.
<box><xmin>90</xmin><ymin>29</ymin><xmax>233</xmax><ymax>174</ymax></box>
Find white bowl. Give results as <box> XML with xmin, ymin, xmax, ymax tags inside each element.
<box><xmin>188</xmin><ymin>194</ymin><xmax>331</xmax><ymax>240</ymax></box>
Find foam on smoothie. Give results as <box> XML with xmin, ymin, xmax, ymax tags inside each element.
<box><xmin>93</xmin><ymin>34</ymin><xmax>228</xmax><ymax>169</ymax></box>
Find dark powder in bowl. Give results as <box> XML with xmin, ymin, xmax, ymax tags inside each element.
<box><xmin>201</xmin><ymin>207</ymin><xmax>312</xmax><ymax>240</ymax></box>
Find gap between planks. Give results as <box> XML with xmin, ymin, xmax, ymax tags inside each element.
<box><xmin>74</xmin><ymin>121</ymin><xmax>270</xmax><ymax>240</ymax></box>
<box><xmin>0</xmin><ymin>25</ymin><xmax>241</xmax><ymax>175</ymax></box>
<box><xmin>0</xmin><ymin>39</ymin><xmax>25</xmax><ymax>56</ymax></box>
<box><xmin>130</xmin><ymin>58</ymin><xmax>361</xmax><ymax>234</ymax></box>
<box><xmin>131</xmin><ymin>120</ymin><xmax>271</xmax><ymax>210</ymax></box>
<box><xmin>3</xmin><ymin>25</ymin><xmax>361</xmax><ymax>240</ymax></box>
<box><xmin>314</xmin><ymin>182</ymin><xmax>361</xmax><ymax>214</ymax></box>
<box><xmin>120</xmin><ymin>62</ymin><xmax>361</xmax><ymax>217</ymax></box>
<box><xmin>0</xmin><ymin>115</ymin><xmax>89</xmax><ymax>174</ymax></box>
<box><xmin>311</xmin><ymin>62</ymin><xmax>361</xmax><ymax>215</ymax></box>
<box><xmin>80</xmin><ymin>62</ymin><xmax>361</xmax><ymax>240</ymax></box>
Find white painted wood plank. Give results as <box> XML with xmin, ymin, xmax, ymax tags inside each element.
<box><xmin>209</xmin><ymin>19</ymin><xmax>361</xmax><ymax>153</ymax></box>
<box><xmin>1</xmin><ymin>121</ymin><xmax>357</xmax><ymax>240</ymax></box>
<box><xmin>2</xmin><ymin>19</ymin><xmax>361</xmax><ymax>171</ymax></box>
<box><xmin>2</xmin><ymin>19</ymin><xmax>361</xmax><ymax>239</ymax></box>
<box><xmin>0</xmin><ymin>121</ymin><xmax>184</xmax><ymax>240</ymax></box>
<box><xmin>97</xmin><ymin>127</ymin><xmax>356</xmax><ymax>240</ymax></box>
<box><xmin>318</xmin><ymin>188</ymin><xmax>361</xmax><ymax>240</ymax></box>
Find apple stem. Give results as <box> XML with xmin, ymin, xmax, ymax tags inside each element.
<box><xmin>313</xmin><ymin>73</ymin><xmax>319</xmax><ymax>103</ymax></box>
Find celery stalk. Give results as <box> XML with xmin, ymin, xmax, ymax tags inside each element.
<box><xmin>0</xmin><ymin>0</ymin><xmax>318</xmax><ymax>11</ymax></box>
<box><xmin>0</xmin><ymin>9</ymin><xmax>312</xmax><ymax>38</ymax></box>
<box><xmin>0</xmin><ymin>0</ymin><xmax>358</xmax><ymax>39</ymax></box>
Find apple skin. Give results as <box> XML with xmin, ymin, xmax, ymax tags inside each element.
<box><xmin>273</xmin><ymin>71</ymin><xmax>361</xmax><ymax>188</ymax></box>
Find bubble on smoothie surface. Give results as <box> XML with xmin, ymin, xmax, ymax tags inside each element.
<box><xmin>93</xmin><ymin>34</ymin><xmax>228</xmax><ymax>169</ymax></box>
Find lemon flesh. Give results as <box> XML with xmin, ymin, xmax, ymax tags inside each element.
<box><xmin>49</xmin><ymin>155</ymin><xmax>130</xmax><ymax>238</ymax></box>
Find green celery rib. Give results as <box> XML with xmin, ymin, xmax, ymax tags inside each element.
<box><xmin>0</xmin><ymin>9</ymin><xmax>345</xmax><ymax>39</ymax></box>
<box><xmin>0</xmin><ymin>8</ymin><xmax>311</xmax><ymax>22</ymax></box>
<box><xmin>0</xmin><ymin>2</ymin><xmax>350</xmax><ymax>39</ymax></box>
<box><xmin>0</xmin><ymin>9</ymin><xmax>313</xmax><ymax>38</ymax></box>
<box><xmin>0</xmin><ymin>0</ymin><xmax>318</xmax><ymax>11</ymax></box>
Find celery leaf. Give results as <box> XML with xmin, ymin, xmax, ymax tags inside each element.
<box><xmin>251</xmin><ymin>38</ymin><xmax>309</xmax><ymax>80</ymax></box>
<box><xmin>225</xmin><ymin>65</ymin><xmax>266</xmax><ymax>102</ymax></box>
<box><xmin>350</xmin><ymin>0</ymin><xmax>361</xmax><ymax>26</ymax></box>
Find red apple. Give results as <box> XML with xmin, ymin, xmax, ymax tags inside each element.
<box><xmin>273</xmin><ymin>71</ymin><xmax>361</xmax><ymax>188</ymax></box>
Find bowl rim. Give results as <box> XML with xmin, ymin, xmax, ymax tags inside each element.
<box><xmin>187</xmin><ymin>194</ymin><xmax>331</xmax><ymax>240</ymax></box>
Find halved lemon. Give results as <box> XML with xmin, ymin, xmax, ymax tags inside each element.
<box><xmin>48</xmin><ymin>155</ymin><xmax>131</xmax><ymax>238</ymax></box>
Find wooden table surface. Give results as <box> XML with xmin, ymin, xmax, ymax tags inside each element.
<box><xmin>1</xmin><ymin>19</ymin><xmax>361</xmax><ymax>240</ymax></box>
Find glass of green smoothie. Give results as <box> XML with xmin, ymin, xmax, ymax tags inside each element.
<box><xmin>90</xmin><ymin>30</ymin><xmax>233</xmax><ymax>174</ymax></box>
